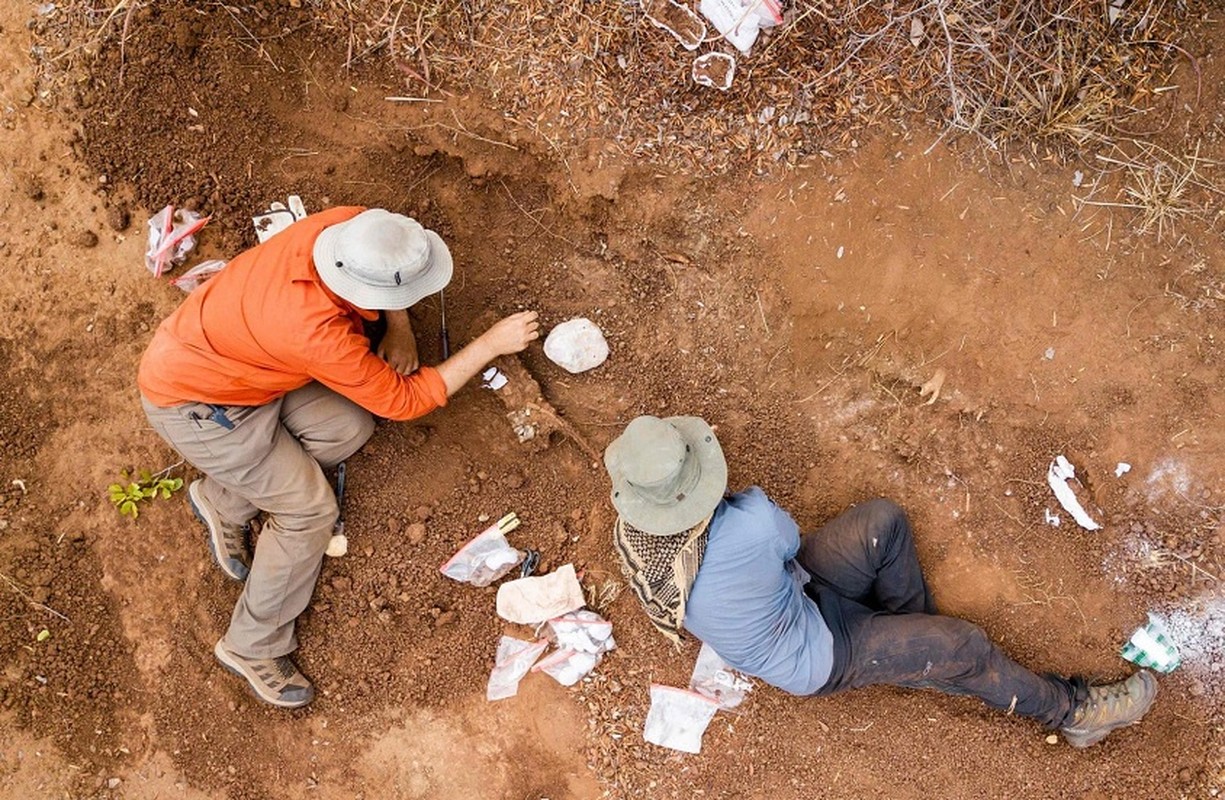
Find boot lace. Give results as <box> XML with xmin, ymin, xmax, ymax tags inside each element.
<box><xmin>272</xmin><ymin>657</ymin><xmax>298</xmax><ymax>682</ymax></box>
<box><xmin>1077</xmin><ymin>682</ymin><xmax>1130</xmax><ymax>721</ymax></box>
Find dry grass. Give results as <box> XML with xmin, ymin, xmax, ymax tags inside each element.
<box><xmin>312</xmin><ymin>0</ymin><xmax>1193</xmax><ymax>174</ymax></box>
<box><xmin>1075</xmin><ymin>140</ymin><xmax>1225</xmax><ymax>242</ymax></box>
<box><xmin>583</xmin><ymin>576</ymin><xmax>623</xmax><ymax>613</ymax></box>
<box><xmin>38</xmin><ymin>0</ymin><xmax>1218</xmax><ymax>237</ymax></box>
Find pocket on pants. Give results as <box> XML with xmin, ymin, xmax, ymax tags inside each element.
<box><xmin>177</xmin><ymin>403</ymin><xmax>257</xmax><ymax>459</ymax></box>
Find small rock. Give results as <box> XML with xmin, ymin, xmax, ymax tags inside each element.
<box><xmin>434</xmin><ymin>611</ymin><xmax>456</xmax><ymax>628</ymax></box>
<box><xmin>544</xmin><ymin>318</ymin><xmax>609</xmax><ymax>374</ymax></box>
<box><xmin>413</xmin><ymin>505</ymin><xmax>432</xmax><ymax>521</ymax></box>
<box><xmin>1044</xmin><ymin>734</ymin><xmax>1059</xmax><ymax>745</ymax></box>
<box><xmin>406</xmin><ymin>523</ymin><xmax>426</xmax><ymax>545</ymax></box>
<box><xmin>106</xmin><ymin>206</ymin><xmax>130</xmax><ymax>232</ymax></box>
<box><xmin>1189</xmin><ymin>681</ymin><xmax>1206</xmax><ymax>697</ymax></box>
<box><xmin>386</xmin><ymin>517</ymin><xmax>401</xmax><ymax>535</ymax></box>
<box><xmin>69</xmin><ymin>229</ymin><xmax>99</xmax><ymax>248</ymax></box>
<box><xmin>503</xmin><ymin>471</ymin><xmax>525</xmax><ymax>490</ymax></box>
<box><xmin>107</xmin><ymin>778</ymin><xmax>121</xmax><ymax>790</ymax></box>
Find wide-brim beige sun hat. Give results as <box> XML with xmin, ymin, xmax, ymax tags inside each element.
<box><xmin>604</xmin><ymin>415</ymin><xmax>727</xmax><ymax>536</ymax></box>
<box><xmin>312</xmin><ymin>208</ymin><xmax>453</xmax><ymax>310</ymax></box>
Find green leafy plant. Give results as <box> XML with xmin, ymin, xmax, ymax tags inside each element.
<box><xmin>108</xmin><ymin>468</ymin><xmax>184</xmax><ymax>519</ymax></box>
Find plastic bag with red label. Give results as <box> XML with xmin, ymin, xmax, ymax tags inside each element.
<box><xmin>531</xmin><ymin>609</ymin><xmax>616</xmax><ymax>686</ymax></box>
<box><xmin>487</xmin><ymin>636</ymin><xmax>547</xmax><ymax>701</ymax></box>
<box><xmin>699</xmin><ymin>0</ymin><xmax>783</xmax><ymax>54</ymax></box>
<box><xmin>643</xmin><ymin>684</ymin><xmax>721</xmax><ymax>753</ymax></box>
<box><xmin>439</xmin><ymin>513</ymin><xmax>524</xmax><ymax>587</ymax></box>
<box><xmin>545</xmin><ymin>610</ymin><xmax>616</xmax><ymax>655</ymax></box>
<box><xmin>145</xmin><ymin>205</ymin><xmax>210</xmax><ymax>277</ymax></box>
<box><xmin>532</xmin><ymin>649</ymin><xmax>600</xmax><ymax>686</ymax></box>
<box><xmin>689</xmin><ymin>642</ymin><xmax>753</xmax><ymax>709</ymax></box>
<box><xmin>169</xmin><ymin>259</ymin><xmax>227</xmax><ymax>292</ymax></box>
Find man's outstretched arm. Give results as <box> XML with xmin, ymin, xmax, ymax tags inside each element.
<box><xmin>435</xmin><ymin>310</ymin><xmax>539</xmax><ymax>395</ymax></box>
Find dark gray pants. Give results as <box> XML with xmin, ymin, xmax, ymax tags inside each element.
<box><xmin>799</xmin><ymin>498</ymin><xmax>1084</xmax><ymax>728</ymax></box>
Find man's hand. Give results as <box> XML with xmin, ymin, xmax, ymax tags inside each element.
<box><xmin>475</xmin><ymin>311</ymin><xmax>540</xmax><ymax>358</ymax></box>
<box><xmin>435</xmin><ymin>310</ymin><xmax>540</xmax><ymax>396</ymax></box>
<box><xmin>377</xmin><ymin>310</ymin><xmax>419</xmax><ymax>374</ymax></box>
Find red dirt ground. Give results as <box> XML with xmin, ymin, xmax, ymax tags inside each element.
<box><xmin>1</xmin><ymin>2</ymin><xmax>1222</xmax><ymax>799</ymax></box>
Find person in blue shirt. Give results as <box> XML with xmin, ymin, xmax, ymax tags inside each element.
<box><xmin>604</xmin><ymin>415</ymin><xmax>1157</xmax><ymax>749</ymax></box>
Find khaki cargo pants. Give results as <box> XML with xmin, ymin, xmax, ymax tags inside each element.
<box><xmin>142</xmin><ymin>382</ymin><xmax>374</xmax><ymax>658</ymax></box>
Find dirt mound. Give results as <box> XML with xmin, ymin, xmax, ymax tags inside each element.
<box><xmin>1</xmin><ymin>1</ymin><xmax>1222</xmax><ymax>798</ymax></box>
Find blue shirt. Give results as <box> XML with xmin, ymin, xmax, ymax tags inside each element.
<box><xmin>683</xmin><ymin>487</ymin><xmax>834</xmax><ymax>695</ymax></box>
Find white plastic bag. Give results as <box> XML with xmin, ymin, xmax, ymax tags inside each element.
<box><xmin>532</xmin><ymin>649</ymin><xmax>600</xmax><ymax>686</ymax></box>
<box><xmin>487</xmin><ymin>636</ymin><xmax>547</xmax><ymax>701</ymax></box>
<box><xmin>689</xmin><ymin>642</ymin><xmax>753</xmax><ymax>709</ymax></box>
<box><xmin>693</xmin><ymin>52</ymin><xmax>736</xmax><ymax>91</ymax></box>
<box><xmin>1046</xmin><ymin>455</ymin><xmax>1102</xmax><ymax>530</ymax></box>
<box><xmin>547</xmin><ymin>610</ymin><xmax>616</xmax><ymax>655</ymax></box>
<box><xmin>145</xmin><ymin>205</ymin><xmax>209</xmax><ymax>277</ymax></box>
<box><xmin>169</xmin><ymin>259</ymin><xmax>227</xmax><ymax>292</ymax></box>
<box><xmin>643</xmin><ymin>0</ymin><xmax>707</xmax><ymax>50</ymax></box>
<box><xmin>439</xmin><ymin>514</ymin><xmax>524</xmax><ymax>587</ymax></box>
<box><xmin>699</xmin><ymin>0</ymin><xmax>783</xmax><ymax>54</ymax></box>
<box><xmin>643</xmin><ymin>684</ymin><xmax>721</xmax><ymax>754</ymax></box>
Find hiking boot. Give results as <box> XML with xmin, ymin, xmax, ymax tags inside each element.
<box><xmin>214</xmin><ymin>640</ymin><xmax>315</xmax><ymax>709</ymax></box>
<box><xmin>1061</xmin><ymin>671</ymin><xmax>1157</xmax><ymax>748</ymax></box>
<box><xmin>188</xmin><ymin>479</ymin><xmax>251</xmax><ymax>582</ymax></box>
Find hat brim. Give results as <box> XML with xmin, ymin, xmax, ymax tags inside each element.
<box><xmin>313</xmin><ymin>224</ymin><xmax>454</xmax><ymax>311</ymax></box>
<box><xmin>608</xmin><ymin>416</ymin><xmax>727</xmax><ymax>536</ymax></box>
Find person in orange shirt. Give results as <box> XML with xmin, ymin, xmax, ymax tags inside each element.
<box><xmin>139</xmin><ymin>206</ymin><xmax>539</xmax><ymax>708</ymax></box>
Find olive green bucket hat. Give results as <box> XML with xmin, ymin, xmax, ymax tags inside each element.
<box><xmin>603</xmin><ymin>415</ymin><xmax>727</xmax><ymax>536</ymax></box>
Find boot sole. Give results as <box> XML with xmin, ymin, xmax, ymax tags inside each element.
<box><xmin>213</xmin><ymin>640</ymin><xmax>314</xmax><ymax>709</ymax></box>
<box><xmin>1063</xmin><ymin>672</ymin><xmax>1158</xmax><ymax>748</ymax></box>
<box><xmin>188</xmin><ymin>480</ymin><xmax>249</xmax><ymax>582</ymax></box>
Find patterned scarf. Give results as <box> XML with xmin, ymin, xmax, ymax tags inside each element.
<box><xmin>612</xmin><ymin>514</ymin><xmax>712</xmax><ymax>645</ymax></box>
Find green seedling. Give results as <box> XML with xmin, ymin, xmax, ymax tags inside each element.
<box><xmin>108</xmin><ymin>468</ymin><xmax>184</xmax><ymax>519</ymax></box>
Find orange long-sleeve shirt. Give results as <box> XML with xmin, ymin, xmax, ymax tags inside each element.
<box><xmin>138</xmin><ymin>206</ymin><xmax>448</xmax><ymax>421</ymax></box>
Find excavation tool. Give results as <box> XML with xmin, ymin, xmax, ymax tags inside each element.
<box><xmin>520</xmin><ymin>549</ymin><xmax>541</xmax><ymax>578</ymax></box>
<box><xmin>439</xmin><ymin>290</ymin><xmax>451</xmax><ymax>359</ymax></box>
<box><xmin>325</xmin><ymin>462</ymin><xmax>349</xmax><ymax>557</ymax></box>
